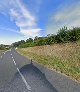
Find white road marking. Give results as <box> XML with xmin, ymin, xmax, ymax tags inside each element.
<box><xmin>17</xmin><ymin>68</ymin><xmax>31</xmax><ymax>91</ymax></box>
<box><xmin>3</xmin><ymin>50</ymin><xmax>10</xmax><ymax>55</ymax></box>
<box><xmin>13</xmin><ymin>59</ymin><xmax>16</xmax><ymax>66</ymax></box>
<box><xmin>12</xmin><ymin>56</ymin><xmax>31</xmax><ymax>91</ymax></box>
<box><xmin>1</xmin><ymin>56</ymin><xmax>2</xmax><ymax>58</ymax></box>
<box><xmin>12</xmin><ymin>56</ymin><xmax>13</xmax><ymax>59</ymax></box>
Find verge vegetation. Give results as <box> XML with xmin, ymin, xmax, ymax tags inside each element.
<box><xmin>0</xmin><ymin>44</ymin><xmax>10</xmax><ymax>53</ymax></box>
<box><xmin>17</xmin><ymin>42</ymin><xmax>80</xmax><ymax>82</ymax></box>
<box><xmin>13</xmin><ymin>27</ymin><xmax>80</xmax><ymax>47</ymax></box>
<box><xmin>13</xmin><ymin>26</ymin><xmax>80</xmax><ymax>82</ymax></box>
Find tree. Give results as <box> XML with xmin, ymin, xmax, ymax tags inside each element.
<box><xmin>12</xmin><ymin>26</ymin><xmax>80</xmax><ymax>48</ymax></box>
<box><xmin>56</xmin><ymin>26</ymin><xmax>69</xmax><ymax>43</ymax></box>
<box><xmin>68</xmin><ymin>27</ymin><xmax>80</xmax><ymax>41</ymax></box>
<box><xmin>26</xmin><ymin>38</ymin><xmax>33</xmax><ymax>43</ymax></box>
<box><xmin>46</xmin><ymin>34</ymin><xmax>56</xmax><ymax>45</ymax></box>
<box><xmin>13</xmin><ymin>40</ymin><xmax>25</xmax><ymax>47</ymax></box>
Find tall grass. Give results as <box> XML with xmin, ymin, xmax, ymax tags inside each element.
<box><xmin>17</xmin><ymin>42</ymin><xmax>80</xmax><ymax>82</ymax></box>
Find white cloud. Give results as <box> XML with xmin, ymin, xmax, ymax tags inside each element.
<box><xmin>0</xmin><ymin>0</ymin><xmax>41</xmax><ymax>38</ymax></box>
<box><xmin>47</xmin><ymin>2</ymin><xmax>80</xmax><ymax>34</ymax></box>
<box><xmin>20</xmin><ymin>28</ymin><xmax>41</xmax><ymax>38</ymax></box>
<box><xmin>10</xmin><ymin>0</ymin><xmax>41</xmax><ymax>38</ymax></box>
<box><xmin>15</xmin><ymin>0</ymin><xmax>35</xmax><ymax>21</ymax></box>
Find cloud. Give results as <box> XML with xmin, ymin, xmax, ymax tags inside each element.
<box><xmin>20</xmin><ymin>28</ymin><xmax>42</xmax><ymax>38</ymax></box>
<box><xmin>0</xmin><ymin>0</ymin><xmax>41</xmax><ymax>38</ymax></box>
<box><xmin>46</xmin><ymin>1</ymin><xmax>80</xmax><ymax>34</ymax></box>
<box><xmin>10</xmin><ymin>0</ymin><xmax>41</xmax><ymax>38</ymax></box>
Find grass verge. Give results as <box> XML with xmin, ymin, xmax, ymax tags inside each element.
<box><xmin>17</xmin><ymin>42</ymin><xmax>80</xmax><ymax>82</ymax></box>
<box><xmin>0</xmin><ymin>50</ymin><xmax>5</xmax><ymax>53</ymax></box>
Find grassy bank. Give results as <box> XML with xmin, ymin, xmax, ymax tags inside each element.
<box><xmin>0</xmin><ymin>50</ymin><xmax>5</xmax><ymax>53</ymax></box>
<box><xmin>17</xmin><ymin>42</ymin><xmax>80</xmax><ymax>82</ymax></box>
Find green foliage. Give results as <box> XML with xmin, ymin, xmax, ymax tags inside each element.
<box><xmin>34</xmin><ymin>37</ymin><xmax>47</xmax><ymax>46</ymax></box>
<box><xmin>0</xmin><ymin>44</ymin><xmax>5</xmax><ymax>50</ymax></box>
<box><xmin>13</xmin><ymin>40</ymin><xmax>25</xmax><ymax>47</ymax></box>
<box><xmin>0</xmin><ymin>44</ymin><xmax>10</xmax><ymax>50</ymax></box>
<box><xmin>68</xmin><ymin>27</ymin><xmax>80</xmax><ymax>41</ymax></box>
<box><xmin>56</xmin><ymin>26</ymin><xmax>69</xmax><ymax>43</ymax></box>
<box><xmin>13</xmin><ymin>27</ymin><xmax>80</xmax><ymax>48</ymax></box>
<box><xmin>55</xmin><ymin>26</ymin><xmax>80</xmax><ymax>43</ymax></box>
<box><xmin>26</xmin><ymin>38</ymin><xmax>33</xmax><ymax>43</ymax></box>
<box><xmin>46</xmin><ymin>34</ymin><xmax>56</xmax><ymax>44</ymax></box>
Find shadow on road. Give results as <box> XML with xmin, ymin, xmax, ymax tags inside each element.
<box><xmin>14</xmin><ymin>63</ymin><xmax>58</xmax><ymax>92</ymax></box>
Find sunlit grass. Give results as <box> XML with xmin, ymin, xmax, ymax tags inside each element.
<box><xmin>17</xmin><ymin>42</ymin><xmax>80</xmax><ymax>82</ymax></box>
<box><xmin>0</xmin><ymin>50</ymin><xmax>5</xmax><ymax>53</ymax></box>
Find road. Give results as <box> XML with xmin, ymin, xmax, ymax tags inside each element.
<box><xmin>0</xmin><ymin>48</ymin><xmax>58</xmax><ymax>92</ymax></box>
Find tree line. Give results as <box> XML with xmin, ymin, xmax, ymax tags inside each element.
<box><xmin>13</xmin><ymin>26</ymin><xmax>80</xmax><ymax>48</ymax></box>
<box><xmin>0</xmin><ymin>44</ymin><xmax>10</xmax><ymax>50</ymax></box>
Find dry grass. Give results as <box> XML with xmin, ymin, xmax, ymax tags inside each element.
<box><xmin>0</xmin><ymin>50</ymin><xmax>5</xmax><ymax>53</ymax></box>
<box><xmin>17</xmin><ymin>42</ymin><xmax>80</xmax><ymax>82</ymax></box>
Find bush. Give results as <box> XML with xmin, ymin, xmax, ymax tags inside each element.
<box><xmin>13</xmin><ymin>27</ymin><xmax>80</xmax><ymax>48</ymax></box>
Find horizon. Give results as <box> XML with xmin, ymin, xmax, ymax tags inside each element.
<box><xmin>0</xmin><ymin>0</ymin><xmax>80</xmax><ymax>45</ymax></box>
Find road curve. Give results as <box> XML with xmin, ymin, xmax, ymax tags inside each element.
<box><xmin>0</xmin><ymin>49</ymin><xmax>58</xmax><ymax>92</ymax></box>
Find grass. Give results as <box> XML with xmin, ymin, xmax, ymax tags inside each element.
<box><xmin>17</xmin><ymin>42</ymin><xmax>80</xmax><ymax>82</ymax></box>
<box><xmin>0</xmin><ymin>50</ymin><xmax>5</xmax><ymax>53</ymax></box>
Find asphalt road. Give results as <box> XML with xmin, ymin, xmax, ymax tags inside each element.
<box><xmin>0</xmin><ymin>48</ymin><xmax>58</xmax><ymax>92</ymax></box>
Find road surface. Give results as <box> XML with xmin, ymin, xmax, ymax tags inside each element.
<box><xmin>0</xmin><ymin>48</ymin><xmax>80</xmax><ymax>92</ymax></box>
<box><xmin>0</xmin><ymin>48</ymin><xmax>58</xmax><ymax>92</ymax></box>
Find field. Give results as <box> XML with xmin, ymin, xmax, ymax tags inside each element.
<box><xmin>17</xmin><ymin>42</ymin><xmax>80</xmax><ymax>82</ymax></box>
<box><xmin>0</xmin><ymin>50</ymin><xmax>5</xmax><ymax>53</ymax></box>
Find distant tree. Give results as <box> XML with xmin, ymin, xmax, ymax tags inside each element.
<box><xmin>26</xmin><ymin>38</ymin><xmax>33</xmax><ymax>43</ymax></box>
<box><xmin>0</xmin><ymin>44</ymin><xmax>10</xmax><ymax>50</ymax></box>
<box><xmin>13</xmin><ymin>40</ymin><xmax>25</xmax><ymax>47</ymax></box>
<box><xmin>12</xmin><ymin>26</ymin><xmax>80</xmax><ymax>48</ymax></box>
<box><xmin>33</xmin><ymin>37</ymin><xmax>45</xmax><ymax>46</ymax></box>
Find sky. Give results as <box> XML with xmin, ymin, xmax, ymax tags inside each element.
<box><xmin>0</xmin><ymin>0</ymin><xmax>80</xmax><ymax>45</ymax></box>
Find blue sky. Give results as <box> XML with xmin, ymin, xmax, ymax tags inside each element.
<box><xmin>0</xmin><ymin>0</ymin><xmax>80</xmax><ymax>45</ymax></box>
